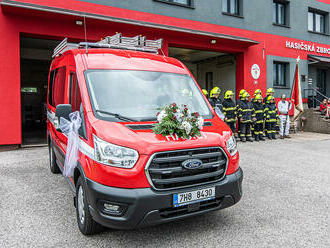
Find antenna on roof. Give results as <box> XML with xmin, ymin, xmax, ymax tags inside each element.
<box><xmin>83</xmin><ymin>15</ymin><xmax>88</xmax><ymax>54</ymax></box>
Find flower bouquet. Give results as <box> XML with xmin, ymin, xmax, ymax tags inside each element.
<box><xmin>153</xmin><ymin>103</ymin><xmax>204</xmax><ymax>139</ymax></box>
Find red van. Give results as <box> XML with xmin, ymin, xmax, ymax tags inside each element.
<box><xmin>47</xmin><ymin>34</ymin><xmax>242</xmax><ymax>235</ymax></box>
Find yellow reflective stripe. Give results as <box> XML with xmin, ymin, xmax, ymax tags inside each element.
<box><xmin>223</xmin><ymin>107</ymin><xmax>236</xmax><ymax>111</ymax></box>
<box><xmin>242</xmin><ymin>109</ymin><xmax>253</xmax><ymax>112</ymax></box>
<box><xmin>255</xmin><ymin>110</ymin><xmax>264</xmax><ymax>114</ymax></box>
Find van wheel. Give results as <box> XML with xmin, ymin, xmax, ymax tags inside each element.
<box><xmin>49</xmin><ymin>143</ymin><xmax>60</xmax><ymax>174</ymax></box>
<box><xmin>76</xmin><ymin>176</ymin><xmax>104</xmax><ymax>235</ymax></box>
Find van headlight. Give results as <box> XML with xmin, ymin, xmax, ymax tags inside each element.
<box><xmin>93</xmin><ymin>135</ymin><xmax>139</xmax><ymax>168</ymax></box>
<box><xmin>226</xmin><ymin>135</ymin><xmax>238</xmax><ymax>156</ymax></box>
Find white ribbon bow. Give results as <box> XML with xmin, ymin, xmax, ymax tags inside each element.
<box><xmin>59</xmin><ymin>111</ymin><xmax>82</xmax><ymax>177</ymax></box>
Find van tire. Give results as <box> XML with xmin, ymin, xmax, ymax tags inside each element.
<box><xmin>49</xmin><ymin>143</ymin><xmax>60</xmax><ymax>174</ymax></box>
<box><xmin>76</xmin><ymin>176</ymin><xmax>104</xmax><ymax>235</ymax></box>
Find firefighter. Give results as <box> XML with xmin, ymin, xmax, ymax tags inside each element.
<box><xmin>223</xmin><ymin>90</ymin><xmax>237</xmax><ymax>135</ymax></box>
<box><xmin>202</xmin><ymin>89</ymin><xmax>208</xmax><ymax>96</ymax></box>
<box><xmin>237</xmin><ymin>92</ymin><xmax>255</xmax><ymax>142</ymax></box>
<box><xmin>263</xmin><ymin>88</ymin><xmax>275</xmax><ymax>104</ymax></box>
<box><xmin>236</xmin><ymin>89</ymin><xmax>247</xmax><ymax>138</ymax></box>
<box><xmin>251</xmin><ymin>89</ymin><xmax>262</xmax><ymax>103</ymax></box>
<box><xmin>237</xmin><ymin>89</ymin><xmax>247</xmax><ymax>106</ymax></box>
<box><xmin>209</xmin><ymin>87</ymin><xmax>222</xmax><ymax>110</ymax></box>
<box><xmin>264</xmin><ymin>95</ymin><xmax>278</xmax><ymax>139</ymax></box>
<box><xmin>253</xmin><ymin>94</ymin><xmax>265</xmax><ymax>141</ymax></box>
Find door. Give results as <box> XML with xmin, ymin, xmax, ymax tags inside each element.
<box><xmin>317</xmin><ymin>69</ymin><xmax>327</xmax><ymax>98</ymax></box>
<box><xmin>49</xmin><ymin>66</ymin><xmax>69</xmax><ymax>167</ymax></box>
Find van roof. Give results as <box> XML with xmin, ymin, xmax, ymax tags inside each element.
<box><xmin>66</xmin><ymin>49</ymin><xmax>188</xmax><ymax>74</ymax></box>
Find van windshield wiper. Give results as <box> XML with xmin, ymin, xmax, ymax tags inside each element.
<box><xmin>95</xmin><ymin>110</ymin><xmax>138</xmax><ymax>122</ymax></box>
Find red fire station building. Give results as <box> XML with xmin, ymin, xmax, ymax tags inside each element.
<box><xmin>0</xmin><ymin>0</ymin><xmax>330</xmax><ymax>146</ymax></box>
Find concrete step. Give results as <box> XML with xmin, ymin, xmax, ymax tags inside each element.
<box><xmin>301</xmin><ymin>109</ymin><xmax>330</xmax><ymax>134</ymax></box>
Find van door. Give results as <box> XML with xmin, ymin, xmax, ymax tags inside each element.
<box><xmin>51</xmin><ymin>66</ymin><xmax>69</xmax><ymax>168</ymax></box>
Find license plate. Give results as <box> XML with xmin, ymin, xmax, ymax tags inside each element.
<box><xmin>173</xmin><ymin>187</ymin><xmax>215</xmax><ymax>207</ymax></box>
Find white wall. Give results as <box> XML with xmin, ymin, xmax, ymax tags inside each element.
<box><xmin>194</xmin><ymin>56</ymin><xmax>236</xmax><ymax>100</ymax></box>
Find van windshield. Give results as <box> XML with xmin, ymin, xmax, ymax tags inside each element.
<box><xmin>85</xmin><ymin>70</ymin><xmax>212</xmax><ymax>122</ymax></box>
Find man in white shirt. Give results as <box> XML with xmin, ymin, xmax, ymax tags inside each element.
<box><xmin>277</xmin><ymin>94</ymin><xmax>292</xmax><ymax>139</ymax></box>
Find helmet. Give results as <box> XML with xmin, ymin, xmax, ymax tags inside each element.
<box><xmin>254</xmin><ymin>94</ymin><xmax>263</xmax><ymax>101</ymax></box>
<box><xmin>202</xmin><ymin>89</ymin><xmax>208</xmax><ymax>96</ymax></box>
<box><xmin>210</xmin><ymin>87</ymin><xmax>221</xmax><ymax>98</ymax></box>
<box><xmin>254</xmin><ymin>89</ymin><xmax>262</xmax><ymax>96</ymax></box>
<box><xmin>239</xmin><ymin>89</ymin><xmax>246</xmax><ymax>97</ymax></box>
<box><xmin>267</xmin><ymin>95</ymin><xmax>275</xmax><ymax>102</ymax></box>
<box><xmin>242</xmin><ymin>92</ymin><xmax>250</xmax><ymax>99</ymax></box>
<box><xmin>224</xmin><ymin>90</ymin><xmax>234</xmax><ymax>99</ymax></box>
<box><xmin>267</xmin><ymin>88</ymin><xmax>275</xmax><ymax>94</ymax></box>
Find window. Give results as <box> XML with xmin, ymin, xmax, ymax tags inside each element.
<box><xmin>52</xmin><ymin>67</ymin><xmax>66</xmax><ymax>106</ymax></box>
<box><xmin>273</xmin><ymin>62</ymin><xmax>288</xmax><ymax>87</ymax></box>
<box><xmin>48</xmin><ymin>69</ymin><xmax>57</xmax><ymax>106</ymax></box>
<box><xmin>21</xmin><ymin>87</ymin><xmax>38</xmax><ymax>93</ymax></box>
<box><xmin>69</xmin><ymin>72</ymin><xmax>81</xmax><ymax>112</ymax></box>
<box><xmin>154</xmin><ymin>0</ymin><xmax>193</xmax><ymax>7</ymax></box>
<box><xmin>308</xmin><ymin>9</ymin><xmax>327</xmax><ymax>33</ymax></box>
<box><xmin>222</xmin><ymin>0</ymin><xmax>240</xmax><ymax>16</ymax></box>
<box><xmin>273</xmin><ymin>1</ymin><xmax>288</xmax><ymax>25</ymax></box>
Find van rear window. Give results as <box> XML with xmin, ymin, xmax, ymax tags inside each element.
<box><xmin>52</xmin><ymin>67</ymin><xmax>66</xmax><ymax>106</ymax></box>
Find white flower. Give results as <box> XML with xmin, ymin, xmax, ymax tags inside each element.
<box><xmin>157</xmin><ymin>110</ymin><xmax>167</xmax><ymax>123</ymax></box>
<box><xmin>197</xmin><ymin>116</ymin><xmax>204</xmax><ymax>130</ymax></box>
<box><xmin>180</xmin><ymin>121</ymin><xmax>192</xmax><ymax>135</ymax></box>
<box><xmin>174</xmin><ymin>112</ymin><xmax>182</xmax><ymax>123</ymax></box>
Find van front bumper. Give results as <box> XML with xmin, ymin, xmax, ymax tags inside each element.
<box><xmin>85</xmin><ymin>168</ymin><xmax>243</xmax><ymax>230</ymax></box>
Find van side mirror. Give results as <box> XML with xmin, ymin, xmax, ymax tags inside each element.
<box><xmin>55</xmin><ymin>104</ymin><xmax>72</xmax><ymax>132</ymax></box>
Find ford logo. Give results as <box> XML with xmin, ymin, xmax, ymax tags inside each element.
<box><xmin>182</xmin><ymin>159</ymin><xmax>203</xmax><ymax>170</ymax></box>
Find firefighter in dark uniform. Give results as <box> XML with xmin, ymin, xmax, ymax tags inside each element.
<box><xmin>236</xmin><ymin>89</ymin><xmax>247</xmax><ymax>139</ymax></box>
<box><xmin>264</xmin><ymin>95</ymin><xmax>278</xmax><ymax>139</ymax></box>
<box><xmin>253</xmin><ymin>94</ymin><xmax>265</xmax><ymax>141</ymax></box>
<box><xmin>237</xmin><ymin>92</ymin><xmax>255</xmax><ymax>142</ymax></box>
<box><xmin>209</xmin><ymin>87</ymin><xmax>223</xmax><ymax>111</ymax></box>
<box><xmin>250</xmin><ymin>89</ymin><xmax>262</xmax><ymax>136</ymax></box>
<box><xmin>222</xmin><ymin>90</ymin><xmax>237</xmax><ymax>135</ymax></box>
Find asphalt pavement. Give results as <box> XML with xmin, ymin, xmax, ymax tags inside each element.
<box><xmin>0</xmin><ymin>132</ymin><xmax>329</xmax><ymax>248</ymax></box>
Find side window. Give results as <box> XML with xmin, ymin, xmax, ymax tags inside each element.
<box><xmin>69</xmin><ymin>72</ymin><xmax>82</xmax><ymax>112</ymax></box>
<box><xmin>48</xmin><ymin>69</ymin><xmax>57</xmax><ymax>106</ymax></box>
<box><xmin>53</xmin><ymin>67</ymin><xmax>66</xmax><ymax>106</ymax></box>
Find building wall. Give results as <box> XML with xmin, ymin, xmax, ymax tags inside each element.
<box><xmin>80</xmin><ymin>0</ymin><xmax>330</xmax><ymax>44</ymax></box>
<box><xmin>267</xmin><ymin>56</ymin><xmax>309</xmax><ymax>98</ymax></box>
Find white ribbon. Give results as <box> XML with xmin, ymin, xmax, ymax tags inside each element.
<box><xmin>59</xmin><ymin>111</ymin><xmax>82</xmax><ymax>177</ymax></box>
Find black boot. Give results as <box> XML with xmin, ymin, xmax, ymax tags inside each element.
<box><xmin>240</xmin><ymin>136</ymin><xmax>246</xmax><ymax>142</ymax></box>
<box><xmin>246</xmin><ymin>136</ymin><xmax>253</xmax><ymax>142</ymax></box>
<box><xmin>272</xmin><ymin>133</ymin><xmax>277</xmax><ymax>140</ymax></box>
<box><xmin>259</xmin><ymin>134</ymin><xmax>265</xmax><ymax>141</ymax></box>
<box><xmin>255</xmin><ymin>135</ymin><xmax>259</xmax><ymax>142</ymax></box>
<box><xmin>267</xmin><ymin>135</ymin><xmax>272</xmax><ymax>140</ymax></box>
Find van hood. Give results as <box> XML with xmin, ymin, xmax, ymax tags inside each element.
<box><xmin>91</xmin><ymin>119</ymin><xmax>231</xmax><ymax>155</ymax></box>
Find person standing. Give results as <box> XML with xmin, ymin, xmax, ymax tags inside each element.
<box><xmin>223</xmin><ymin>90</ymin><xmax>237</xmax><ymax>135</ymax></box>
<box><xmin>209</xmin><ymin>87</ymin><xmax>222</xmax><ymax>110</ymax></box>
<box><xmin>252</xmin><ymin>94</ymin><xmax>265</xmax><ymax>141</ymax></box>
<box><xmin>236</xmin><ymin>89</ymin><xmax>246</xmax><ymax>139</ymax></box>
<box><xmin>264</xmin><ymin>95</ymin><xmax>278</xmax><ymax>140</ymax></box>
<box><xmin>277</xmin><ymin>94</ymin><xmax>292</xmax><ymax>139</ymax></box>
<box><xmin>238</xmin><ymin>92</ymin><xmax>255</xmax><ymax>142</ymax></box>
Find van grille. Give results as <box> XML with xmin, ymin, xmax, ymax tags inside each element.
<box><xmin>146</xmin><ymin>147</ymin><xmax>227</xmax><ymax>190</ymax></box>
